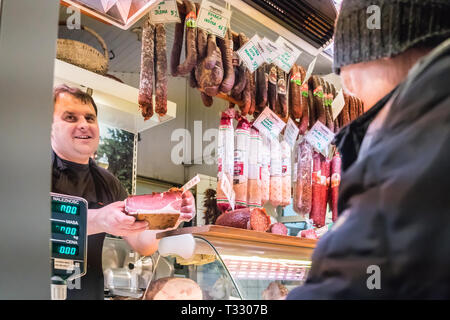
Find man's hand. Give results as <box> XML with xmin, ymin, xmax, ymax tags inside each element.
<box><xmin>179</xmin><ymin>190</ymin><xmax>196</xmax><ymax>222</ymax></box>
<box><xmin>88</xmin><ymin>201</ymin><xmax>148</xmax><ymax>236</ymax></box>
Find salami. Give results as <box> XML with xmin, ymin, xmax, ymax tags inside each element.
<box><xmin>215</xmin><ymin>207</ymin><xmax>271</xmax><ymax>232</ymax></box>
<box><xmin>299</xmin><ymin>66</ymin><xmax>309</xmax><ymax>120</ymax></box>
<box><xmin>240</xmin><ymin>70</ymin><xmax>252</xmax><ymax>116</ymax></box>
<box><xmin>269</xmin><ymin>139</ymin><xmax>282</xmax><ymax>207</ymax></box>
<box><xmin>297</xmin><ymin>140</ymin><xmax>313</xmax><ymax>216</ymax></box>
<box><xmin>175</xmin><ymin>0</ymin><xmax>197</xmax><ymax>76</ymax></box>
<box><xmin>200</xmin><ymin>92</ymin><xmax>213</xmax><ymax>107</ymax></box>
<box><xmin>216</xmin><ymin>111</ymin><xmax>234</xmax><ymax>212</ymax></box>
<box><xmin>260</xmin><ymin>135</ymin><xmax>271</xmax><ymax>205</ymax></box>
<box><xmin>309</xmin><ymin>152</ymin><xmax>322</xmax><ymax>225</ymax></box>
<box><xmin>311</xmin><ymin>76</ymin><xmax>326</xmax><ymax>125</ymax></box>
<box><xmin>154</xmin><ymin>24</ymin><xmax>168</xmax><ymax>116</ymax></box>
<box><xmin>319</xmin><ymin>156</ymin><xmax>331</xmax><ymax>228</ymax></box>
<box><xmin>218</xmin><ymin>29</ymin><xmax>235</xmax><ymax>94</ymax></box>
<box><xmin>247</xmin><ymin>126</ymin><xmax>262</xmax><ymax>208</ymax></box>
<box><xmin>268</xmin><ymin>64</ymin><xmax>278</xmax><ymax>111</ymax></box>
<box><xmin>308</xmin><ymin>88</ymin><xmax>315</xmax><ymax>129</ymax></box>
<box><xmin>196</xmin><ymin>6</ymin><xmax>207</xmax><ymax>60</ymax></box>
<box><xmin>289</xmin><ymin>64</ymin><xmax>302</xmax><ymax>120</ymax></box>
<box><xmin>281</xmin><ymin>140</ymin><xmax>291</xmax><ymax>207</ymax></box>
<box><xmin>340</xmin><ymin>93</ymin><xmax>351</xmax><ymax>127</ymax></box>
<box><xmin>256</xmin><ymin>64</ymin><xmax>268</xmax><ymax>113</ymax></box>
<box><xmin>330</xmin><ymin>151</ymin><xmax>341</xmax><ymax>222</ymax></box>
<box><xmin>298</xmin><ymin>97</ymin><xmax>309</xmax><ymax>135</ymax></box>
<box><xmin>268</xmin><ymin>222</ymin><xmax>288</xmax><ymax>235</ymax></box>
<box><xmin>195</xmin><ymin>43</ymin><xmax>223</xmax><ymax>97</ymax></box>
<box><xmin>138</xmin><ymin>16</ymin><xmax>155</xmax><ymax>120</ymax></box>
<box><xmin>276</xmin><ymin>68</ymin><xmax>288</xmax><ymax>119</ymax></box>
<box><xmin>170</xmin><ymin>6</ymin><xmax>185</xmax><ymax>77</ymax></box>
<box><xmin>230</xmin><ymin>56</ymin><xmax>246</xmax><ymax>98</ymax></box>
<box><xmin>324</xmin><ymin>81</ymin><xmax>334</xmax><ymax>132</ymax></box>
<box><xmin>204</xmin><ymin>34</ymin><xmax>219</xmax><ymax>70</ymax></box>
<box><xmin>249</xmin><ymin>71</ymin><xmax>256</xmax><ymax>116</ymax></box>
<box><xmin>233</xmin><ymin>117</ymin><xmax>250</xmax><ymax>208</ymax></box>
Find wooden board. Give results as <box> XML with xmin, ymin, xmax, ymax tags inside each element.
<box><xmin>157</xmin><ymin>225</ymin><xmax>317</xmax><ymax>249</ymax></box>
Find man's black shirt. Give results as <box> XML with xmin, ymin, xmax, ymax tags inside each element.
<box><xmin>51</xmin><ymin>151</ymin><xmax>128</xmax><ymax>300</ymax></box>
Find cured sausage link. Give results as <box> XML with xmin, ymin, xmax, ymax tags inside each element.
<box><xmin>138</xmin><ymin>16</ymin><xmax>155</xmax><ymax>120</ymax></box>
<box><xmin>155</xmin><ymin>24</ymin><xmax>168</xmax><ymax>116</ymax></box>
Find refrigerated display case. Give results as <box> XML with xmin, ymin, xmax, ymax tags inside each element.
<box><xmin>150</xmin><ymin>226</ymin><xmax>317</xmax><ymax>300</ymax></box>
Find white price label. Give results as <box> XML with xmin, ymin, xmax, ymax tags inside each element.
<box><xmin>259</xmin><ymin>37</ymin><xmax>282</xmax><ymax>64</ymax></box>
<box><xmin>304</xmin><ymin>121</ymin><xmax>335</xmax><ymax>157</ymax></box>
<box><xmin>237</xmin><ymin>34</ymin><xmax>265</xmax><ymax>72</ymax></box>
<box><xmin>331</xmin><ymin>89</ymin><xmax>345</xmax><ymax>120</ymax></box>
<box><xmin>302</xmin><ymin>56</ymin><xmax>317</xmax><ymax>86</ymax></box>
<box><xmin>253</xmin><ymin>107</ymin><xmax>287</xmax><ymax>141</ymax></box>
<box><xmin>283</xmin><ymin>118</ymin><xmax>300</xmax><ymax>149</ymax></box>
<box><xmin>220</xmin><ymin>173</ymin><xmax>235</xmax><ymax>211</ymax></box>
<box><xmin>274</xmin><ymin>36</ymin><xmax>302</xmax><ymax>73</ymax></box>
<box><xmin>150</xmin><ymin>0</ymin><xmax>181</xmax><ymax>24</ymax></box>
<box><xmin>197</xmin><ymin>0</ymin><xmax>232</xmax><ymax>39</ymax></box>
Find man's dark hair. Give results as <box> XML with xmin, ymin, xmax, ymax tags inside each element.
<box><xmin>53</xmin><ymin>84</ymin><xmax>98</xmax><ymax>115</ymax></box>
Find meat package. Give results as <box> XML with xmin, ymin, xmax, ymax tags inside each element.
<box><xmin>125</xmin><ymin>189</ymin><xmax>182</xmax><ymax>230</ymax></box>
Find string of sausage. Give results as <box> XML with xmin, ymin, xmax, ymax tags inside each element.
<box><xmin>175</xmin><ymin>0</ymin><xmax>197</xmax><ymax>76</ymax></box>
<box><xmin>154</xmin><ymin>24</ymin><xmax>168</xmax><ymax>116</ymax></box>
<box><xmin>138</xmin><ymin>15</ymin><xmax>155</xmax><ymax>121</ymax></box>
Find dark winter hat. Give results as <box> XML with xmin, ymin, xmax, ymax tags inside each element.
<box><xmin>333</xmin><ymin>0</ymin><xmax>450</xmax><ymax>74</ymax></box>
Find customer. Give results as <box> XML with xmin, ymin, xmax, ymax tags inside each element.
<box><xmin>52</xmin><ymin>85</ymin><xmax>196</xmax><ymax>299</ymax></box>
<box><xmin>287</xmin><ymin>0</ymin><xmax>450</xmax><ymax>299</ymax></box>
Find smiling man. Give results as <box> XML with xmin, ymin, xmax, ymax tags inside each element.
<box><xmin>51</xmin><ymin>84</ymin><xmax>196</xmax><ymax>300</ymax></box>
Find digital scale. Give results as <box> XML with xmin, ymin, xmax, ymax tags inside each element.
<box><xmin>50</xmin><ymin>193</ymin><xmax>88</xmax><ymax>300</ymax></box>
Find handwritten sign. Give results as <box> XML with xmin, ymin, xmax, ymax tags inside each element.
<box><xmin>304</xmin><ymin>121</ymin><xmax>335</xmax><ymax>157</ymax></box>
<box><xmin>274</xmin><ymin>36</ymin><xmax>302</xmax><ymax>73</ymax></box>
<box><xmin>237</xmin><ymin>34</ymin><xmax>264</xmax><ymax>72</ymax></box>
<box><xmin>331</xmin><ymin>89</ymin><xmax>345</xmax><ymax>120</ymax></box>
<box><xmin>283</xmin><ymin>118</ymin><xmax>300</xmax><ymax>149</ymax></box>
<box><xmin>197</xmin><ymin>0</ymin><xmax>232</xmax><ymax>39</ymax></box>
<box><xmin>259</xmin><ymin>37</ymin><xmax>282</xmax><ymax>64</ymax></box>
<box><xmin>150</xmin><ymin>0</ymin><xmax>180</xmax><ymax>24</ymax></box>
<box><xmin>253</xmin><ymin>107</ymin><xmax>287</xmax><ymax>141</ymax></box>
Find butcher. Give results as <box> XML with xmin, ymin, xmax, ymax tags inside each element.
<box><xmin>51</xmin><ymin>84</ymin><xmax>196</xmax><ymax>300</ymax></box>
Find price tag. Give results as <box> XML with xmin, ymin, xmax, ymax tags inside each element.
<box><xmin>283</xmin><ymin>118</ymin><xmax>300</xmax><ymax>149</ymax></box>
<box><xmin>274</xmin><ymin>36</ymin><xmax>302</xmax><ymax>73</ymax></box>
<box><xmin>331</xmin><ymin>89</ymin><xmax>345</xmax><ymax>120</ymax></box>
<box><xmin>150</xmin><ymin>0</ymin><xmax>181</xmax><ymax>24</ymax></box>
<box><xmin>253</xmin><ymin>107</ymin><xmax>287</xmax><ymax>141</ymax></box>
<box><xmin>220</xmin><ymin>173</ymin><xmax>235</xmax><ymax>211</ymax></box>
<box><xmin>197</xmin><ymin>0</ymin><xmax>232</xmax><ymax>39</ymax></box>
<box><xmin>259</xmin><ymin>37</ymin><xmax>282</xmax><ymax>64</ymax></box>
<box><xmin>237</xmin><ymin>34</ymin><xmax>265</xmax><ymax>72</ymax></box>
<box><xmin>181</xmin><ymin>175</ymin><xmax>201</xmax><ymax>194</ymax></box>
<box><xmin>304</xmin><ymin>121</ymin><xmax>335</xmax><ymax>157</ymax></box>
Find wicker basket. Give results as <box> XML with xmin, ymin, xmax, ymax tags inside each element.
<box><xmin>57</xmin><ymin>24</ymin><xmax>109</xmax><ymax>75</ymax></box>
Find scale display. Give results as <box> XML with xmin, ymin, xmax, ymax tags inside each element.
<box><xmin>51</xmin><ymin>222</ymin><xmax>79</xmax><ymax>236</ymax></box>
<box><xmin>50</xmin><ymin>193</ymin><xmax>88</xmax><ymax>281</ymax></box>
<box><xmin>51</xmin><ymin>202</ymin><xmax>80</xmax><ymax>215</ymax></box>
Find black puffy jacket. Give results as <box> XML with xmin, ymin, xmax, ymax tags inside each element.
<box><xmin>287</xmin><ymin>39</ymin><xmax>450</xmax><ymax>299</ymax></box>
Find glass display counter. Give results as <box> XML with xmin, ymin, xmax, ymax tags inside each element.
<box><xmin>150</xmin><ymin>226</ymin><xmax>317</xmax><ymax>300</ymax></box>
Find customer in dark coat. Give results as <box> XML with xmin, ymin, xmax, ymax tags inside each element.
<box><xmin>287</xmin><ymin>0</ymin><xmax>450</xmax><ymax>299</ymax></box>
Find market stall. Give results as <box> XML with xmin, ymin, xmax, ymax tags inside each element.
<box><xmin>52</xmin><ymin>0</ymin><xmax>364</xmax><ymax>300</ymax></box>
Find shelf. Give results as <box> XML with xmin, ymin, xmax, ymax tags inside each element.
<box><xmin>156</xmin><ymin>225</ymin><xmax>317</xmax><ymax>249</ymax></box>
<box><xmin>53</xmin><ymin>59</ymin><xmax>177</xmax><ymax>133</ymax></box>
